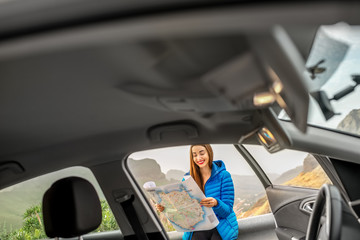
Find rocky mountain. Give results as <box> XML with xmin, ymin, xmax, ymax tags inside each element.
<box><xmin>284</xmin><ymin>165</ymin><xmax>331</xmax><ymax>188</ymax></box>
<box><xmin>272</xmin><ymin>166</ymin><xmax>302</xmax><ymax>185</ymax></box>
<box><xmin>232</xmin><ymin>175</ymin><xmax>264</xmax><ymax>198</ymax></box>
<box><xmin>272</xmin><ymin>154</ymin><xmax>318</xmax><ymax>185</ymax></box>
<box><xmin>166</xmin><ymin>169</ymin><xmax>186</xmax><ymax>181</ymax></box>
<box><xmin>239</xmin><ymin>195</ymin><xmax>270</xmax><ymax>218</ymax></box>
<box><xmin>127</xmin><ymin>158</ymin><xmax>173</xmax><ymax>186</ymax></box>
<box><xmin>337</xmin><ymin>109</ymin><xmax>360</xmax><ymax>135</ymax></box>
<box><xmin>303</xmin><ymin>154</ymin><xmax>319</xmax><ymax>172</ymax></box>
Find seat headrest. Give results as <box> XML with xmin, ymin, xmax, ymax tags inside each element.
<box><xmin>42</xmin><ymin>177</ymin><xmax>102</xmax><ymax>238</ymax></box>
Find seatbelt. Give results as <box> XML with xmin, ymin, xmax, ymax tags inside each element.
<box><xmin>116</xmin><ymin>194</ymin><xmax>149</xmax><ymax>240</ymax></box>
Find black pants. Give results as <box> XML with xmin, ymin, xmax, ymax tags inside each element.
<box><xmin>191</xmin><ymin>228</ymin><xmax>222</xmax><ymax>240</ymax></box>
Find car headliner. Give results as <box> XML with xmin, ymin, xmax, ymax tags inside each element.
<box><xmin>1</xmin><ymin>1</ymin><xmax>360</xmax><ymax>189</ymax></box>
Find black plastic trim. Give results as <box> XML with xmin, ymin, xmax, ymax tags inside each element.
<box><xmin>235</xmin><ymin>144</ymin><xmax>272</xmax><ymax>188</ymax></box>
<box><xmin>314</xmin><ymin>155</ymin><xmax>350</xmax><ymax>202</ymax></box>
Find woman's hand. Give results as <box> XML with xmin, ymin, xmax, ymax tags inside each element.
<box><xmin>155</xmin><ymin>204</ymin><xmax>165</xmax><ymax>212</ymax></box>
<box><xmin>200</xmin><ymin>197</ymin><xmax>218</xmax><ymax>208</ymax></box>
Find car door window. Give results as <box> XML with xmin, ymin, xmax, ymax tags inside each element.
<box><xmin>127</xmin><ymin>144</ymin><xmax>271</xmax><ymax>232</ymax></box>
<box><xmin>244</xmin><ymin>144</ymin><xmax>332</xmax><ymax>189</ymax></box>
<box><xmin>0</xmin><ymin>166</ymin><xmax>119</xmax><ymax>240</ymax></box>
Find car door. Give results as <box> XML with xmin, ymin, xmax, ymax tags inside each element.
<box><xmin>237</xmin><ymin>144</ymin><xmax>335</xmax><ymax>240</ymax></box>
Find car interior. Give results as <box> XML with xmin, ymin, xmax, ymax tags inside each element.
<box><xmin>1</xmin><ymin>1</ymin><xmax>360</xmax><ymax>240</ymax></box>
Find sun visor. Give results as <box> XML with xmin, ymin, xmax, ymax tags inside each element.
<box><xmin>204</xmin><ymin>26</ymin><xmax>310</xmax><ymax>133</ymax></box>
<box><xmin>248</xmin><ymin>26</ymin><xmax>310</xmax><ymax>133</ymax></box>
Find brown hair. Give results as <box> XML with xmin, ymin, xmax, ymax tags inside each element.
<box><xmin>189</xmin><ymin>144</ymin><xmax>214</xmax><ymax>193</ymax></box>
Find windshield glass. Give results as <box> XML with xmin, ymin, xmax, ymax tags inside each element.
<box><xmin>280</xmin><ymin>23</ymin><xmax>360</xmax><ymax>136</ymax></box>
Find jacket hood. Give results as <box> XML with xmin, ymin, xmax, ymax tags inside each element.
<box><xmin>211</xmin><ymin>160</ymin><xmax>226</xmax><ymax>178</ymax></box>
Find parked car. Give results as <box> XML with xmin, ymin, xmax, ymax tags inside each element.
<box><xmin>1</xmin><ymin>1</ymin><xmax>360</xmax><ymax>240</ymax></box>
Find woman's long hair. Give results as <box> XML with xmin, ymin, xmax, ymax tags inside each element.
<box><xmin>189</xmin><ymin>144</ymin><xmax>213</xmax><ymax>193</ymax></box>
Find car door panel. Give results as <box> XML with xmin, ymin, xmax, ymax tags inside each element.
<box><xmin>266</xmin><ymin>186</ymin><xmax>318</xmax><ymax>240</ymax></box>
<box><xmin>237</xmin><ymin>214</ymin><xmax>277</xmax><ymax>240</ymax></box>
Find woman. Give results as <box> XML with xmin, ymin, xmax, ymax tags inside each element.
<box><xmin>157</xmin><ymin>144</ymin><xmax>238</xmax><ymax>240</ymax></box>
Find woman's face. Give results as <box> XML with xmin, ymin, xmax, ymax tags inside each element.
<box><xmin>192</xmin><ymin>145</ymin><xmax>210</xmax><ymax>169</ymax></box>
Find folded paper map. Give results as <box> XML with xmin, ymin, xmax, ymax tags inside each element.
<box><xmin>144</xmin><ymin>176</ymin><xmax>219</xmax><ymax>232</ymax></box>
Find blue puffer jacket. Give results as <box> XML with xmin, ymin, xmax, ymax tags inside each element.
<box><xmin>182</xmin><ymin>160</ymin><xmax>238</xmax><ymax>240</ymax></box>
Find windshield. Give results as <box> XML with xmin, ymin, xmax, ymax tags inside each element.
<box><xmin>280</xmin><ymin>23</ymin><xmax>360</xmax><ymax>136</ymax></box>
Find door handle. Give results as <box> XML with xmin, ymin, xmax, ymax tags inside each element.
<box><xmin>300</xmin><ymin>197</ymin><xmax>316</xmax><ymax>214</ymax></box>
<box><xmin>302</xmin><ymin>201</ymin><xmax>314</xmax><ymax>213</ymax></box>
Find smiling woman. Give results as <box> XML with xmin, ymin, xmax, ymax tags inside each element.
<box><xmin>183</xmin><ymin>144</ymin><xmax>238</xmax><ymax>240</ymax></box>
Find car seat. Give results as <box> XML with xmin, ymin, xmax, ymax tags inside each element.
<box><xmin>42</xmin><ymin>177</ymin><xmax>102</xmax><ymax>239</ymax></box>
